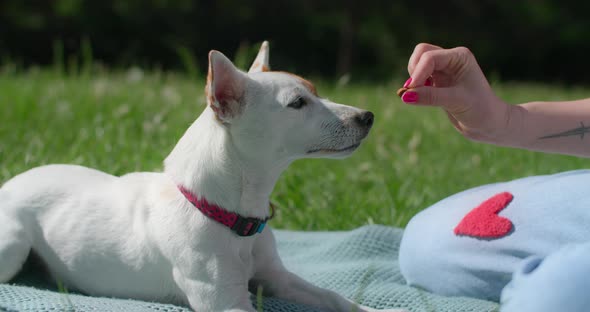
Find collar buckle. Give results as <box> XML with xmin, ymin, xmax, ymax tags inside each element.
<box><xmin>232</xmin><ymin>216</ymin><xmax>267</xmax><ymax>237</ymax></box>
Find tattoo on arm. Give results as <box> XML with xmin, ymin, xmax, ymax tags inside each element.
<box><xmin>539</xmin><ymin>122</ymin><xmax>590</xmax><ymax>140</ymax></box>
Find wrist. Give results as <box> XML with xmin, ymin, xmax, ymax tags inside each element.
<box><xmin>495</xmin><ymin>103</ymin><xmax>527</xmax><ymax>148</ymax></box>
<box><xmin>482</xmin><ymin>98</ymin><xmax>526</xmax><ymax>147</ymax></box>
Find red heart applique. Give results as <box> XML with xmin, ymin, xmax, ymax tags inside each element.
<box><xmin>454</xmin><ymin>192</ymin><xmax>514</xmax><ymax>239</ymax></box>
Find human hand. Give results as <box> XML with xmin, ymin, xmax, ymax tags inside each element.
<box><xmin>401</xmin><ymin>43</ymin><xmax>515</xmax><ymax>143</ymax></box>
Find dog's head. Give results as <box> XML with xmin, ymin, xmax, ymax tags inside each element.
<box><xmin>205</xmin><ymin>41</ymin><xmax>373</xmax><ymax>166</ymax></box>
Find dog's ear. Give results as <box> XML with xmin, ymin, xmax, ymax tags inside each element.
<box><xmin>248</xmin><ymin>41</ymin><xmax>270</xmax><ymax>73</ymax></box>
<box><xmin>206</xmin><ymin>50</ymin><xmax>246</xmax><ymax>122</ymax></box>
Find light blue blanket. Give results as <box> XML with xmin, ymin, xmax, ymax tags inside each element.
<box><xmin>0</xmin><ymin>225</ymin><xmax>498</xmax><ymax>312</ymax></box>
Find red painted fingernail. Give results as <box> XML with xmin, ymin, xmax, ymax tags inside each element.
<box><xmin>425</xmin><ymin>77</ymin><xmax>433</xmax><ymax>86</ymax></box>
<box><xmin>403</xmin><ymin>77</ymin><xmax>412</xmax><ymax>88</ymax></box>
<box><xmin>401</xmin><ymin>91</ymin><xmax>418</xmax><ymax>103</ymax></box>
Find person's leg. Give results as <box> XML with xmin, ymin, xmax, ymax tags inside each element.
<box><xmin>500</xmin><ymin>242</ymin><xmax>590</xmax><ymax>312</ymax></box>
<box><xmin>399</xmin><ymin>170</ymin><xmax>590</xmax><ymax>301</ymax></box>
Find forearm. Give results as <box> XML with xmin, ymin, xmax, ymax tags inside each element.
<box><xmin>500</xmin><ymin>99</ymin><xmax>590</xmax><ymax>157</ymax></box>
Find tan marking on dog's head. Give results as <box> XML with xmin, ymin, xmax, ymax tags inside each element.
<box><xmin>205</xmin><ymin>61</ymin><xmax>221</xmax><ymax>122</ymax></box>
<box><xmin>250</xmin><ymin>61</ymin><xmax>270</xmax><ymax>73</ymax></box>
<box><xmin>205</xmin><ymin>63</ymin><xmax>213</xmax><ymax>98</ymax></box>
<box><xmin>275</xmin><ymin>71</ymin><xmax>318</xmax><ymax>96</ymax></box>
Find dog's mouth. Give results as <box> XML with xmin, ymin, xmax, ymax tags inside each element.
<box><xmin>306</xmin><ymin>143</ymin><xmax>361</xmax><ymax>154</ymax></box>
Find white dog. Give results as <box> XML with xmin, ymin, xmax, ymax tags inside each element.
<box><xmin>0</xmin><ymin>42</ymin><xmax>406</xmax><ymax>312</ymax></box>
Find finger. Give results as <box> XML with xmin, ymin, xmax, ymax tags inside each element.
<box><xmin>409</xmin><ymin>47</ymin><xmax>471</xmax><ymax>88</ymax></box>
<box><xmin>400</xmin><ymin>86</ymin><xmax>463</xmax><ymax>110</ymax></box>
<box><xmin>430</xmin><ymin>71</ymin><xmax>453</xmax><ymax>88</ymax></box>
<box><xmin>407</xmin><ymin>43</ymin><xmax>443</xmax><ymax>75</ymax></box>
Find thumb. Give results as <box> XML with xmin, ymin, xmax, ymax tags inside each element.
<box><xmin>401</xmin><ymin>86</ymin><xmax>464</xmax><ymax>110</ymax></box>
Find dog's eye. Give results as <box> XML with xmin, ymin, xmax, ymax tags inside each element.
<box><xmin>287</xmin><ymin>97</ymin><xmax>307</xmax><ymax>109</ymax></box>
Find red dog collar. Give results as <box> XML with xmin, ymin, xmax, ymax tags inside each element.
<box><xmin>178</xmin><ymin>186</ymin><xmax>275</xmax><ymax>237</ymax></box>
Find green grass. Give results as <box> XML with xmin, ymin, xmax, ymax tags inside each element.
<box><xmin>1</xmin><ymin>66</ymin><xmax>590</xmax><ymax>230</ymax></box>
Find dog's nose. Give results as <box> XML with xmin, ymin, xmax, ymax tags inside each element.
<box><xmin>355</xmin><ymin>111</ymin><xmax>374</xmax><ymax>128</ymax></box>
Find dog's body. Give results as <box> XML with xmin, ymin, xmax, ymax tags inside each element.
<box><xmin>0</xmin><ymin>43</ymin><xmax>405</xmax><ymax>312</ymax></box>
<box><xmin>0</xmin><ymin>165</ymin><xmax>188</xmax><ymax>303</ymax></box>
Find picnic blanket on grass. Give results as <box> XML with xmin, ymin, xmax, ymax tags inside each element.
<box><xmin>0</xmin><ymin>225</ymin><xmax>498</xmax><ymax>312</ymax></box>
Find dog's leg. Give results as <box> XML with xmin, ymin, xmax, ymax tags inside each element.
<box><xmin>254</xmin><ymin>268</ymin><xmax>356</xmax><ymax>311</ymax></box>
<box><xmin>172</xmin><ymin>266</ymin><xmax>257</xmax><ymax>312</ymax></box>
<box><xmin>0</xmin><ymin>211</ymin><xmax>31</xmax><ymax>283</ymax></box>
<box><xmin>254</xmin><ymin>269</ymin><xmax>407</xmax><ymax>312</ymax></box>
<box><xmin>252</xmin><ymin>231</ymin><xmax>408</xmax><ymax>312</ymax></box>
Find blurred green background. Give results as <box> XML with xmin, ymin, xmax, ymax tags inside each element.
<box><xmin>2</xmin><ymin>0</ymin><xmax>590</xmax><ymax>82</ymax></box>
<box><xmin>2</xmin><ymin>1</ymin><xmax>590</xmax><ymax>230</ymax></box>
